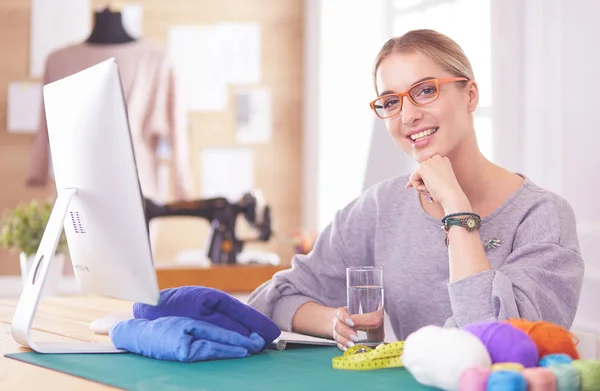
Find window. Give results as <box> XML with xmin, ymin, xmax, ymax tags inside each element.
<box><xmin>391</xmin><ymin>0</ymin><xmax>493</xmax><ymax>161</ymax></box>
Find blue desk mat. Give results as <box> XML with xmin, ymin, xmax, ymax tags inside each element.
<box><xmin>6</xmin><ymin>346</ymin><xmax>438</xmax><ymax>390</ymax></box>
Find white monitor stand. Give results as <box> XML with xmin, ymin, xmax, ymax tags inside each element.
<box><xmin>11</xmin><ymin>188</ymin><xmax>124</xmax><ymax>353</ymax></box>
<box><xmin>11</xmin><ymin>58</ymin><xmax>160</xmax><ymax>354</ymax></box>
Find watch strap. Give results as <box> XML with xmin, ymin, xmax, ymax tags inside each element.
<box><xmin>441</xmin><ymin>213</ymin><xmax>482</xmax><ymax>246</ymax></box>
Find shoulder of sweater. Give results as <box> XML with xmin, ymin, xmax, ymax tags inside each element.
<box><xmin>134</xmin><ymin>40</ymin><xmax>169</xmax><ymax>56</ymax></box>
<box><xmin>340</xmin><ymin>174</ymin><xmax>410</xmax><ymax>216</ymax></box>
<box><xmin>45</xmin><ymin>42</ymin><xmax>86</xmax><ymax>62</ymax></box>
<box><xmin>509</xmin><ymin>176</ymin><xmax>579</xmax><ymax>247</ymax></box>
<box><xmin>47</xmin><ymin>40</ymin><xmax>169</xmax><ymax>61</ymax></box>
<box><xmin>133</xmin><ymin>41</ymin><xmax>177</xmax><ymax>71</ymax></box>
<box><xmin>518</xmin><ymin>176</ymin><xmax>576</xmax><ymax>220</ymax></box>
<box><xmin>329</xmin><ymin>175</ymin><xmax>410</xmax><ymax>231</ymax></box>
<box><xmin>362</xmin><ymin>174</ymin><xmax>411</xmax><ymax>200</ymax></box>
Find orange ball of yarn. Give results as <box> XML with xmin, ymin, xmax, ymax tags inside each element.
<box><xmin>504</xmin><ymin>318</ymin><xmax>579</xmax><ymax>360</ymax></box>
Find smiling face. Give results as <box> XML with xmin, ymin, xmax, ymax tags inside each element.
<box><xmin>375</xmin><ymin>51</ymin><xmax>478</xmax><ymax>163</ymax></box>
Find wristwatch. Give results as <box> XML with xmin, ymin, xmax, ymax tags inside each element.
<box><xmin>442</xmin><ymin>215</ymin><xmax>482</xmax><ymax>233</ymax></box>
<box><xmin>441</xmin><ymin>213</ymin><xmax>482</xmax><ymax>246</ymax></box>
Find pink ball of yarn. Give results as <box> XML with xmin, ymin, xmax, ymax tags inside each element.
<box><xmin>463</xmin><ymin>320</ymin><xmax>539</xmax><ymax>368</ymax></box>
<box><xmin>522</xmin><ymin>367</ymin><xmax>556</xmax><ymax>391</ymax></box>
<box><xmin>459</xmin><ymin>367</ymin><xmax>492</xmax><ymax>391</ymax></box>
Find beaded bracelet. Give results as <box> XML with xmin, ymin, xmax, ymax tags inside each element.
<box><xmin>441</xmin><ymin>212</ymin><xmax>480</xmax><ymax>225</ymax></box>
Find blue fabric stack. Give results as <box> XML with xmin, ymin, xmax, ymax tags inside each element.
<box><xmin>108</xmin><ymin>286</ymin><xmax>281</xmax><ymax>363</ymax></box>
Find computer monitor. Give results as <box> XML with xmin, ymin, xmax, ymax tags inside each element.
<box><xmin>11</xmin><ymin>58</ymin><xmax>160</xmax><ymax>354</ymax></box>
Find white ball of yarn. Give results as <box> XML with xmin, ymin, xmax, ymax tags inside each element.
<box><xmin>401</xmin><ymin>325</ymin><xmax>492</xmax><ymax>391</ymax></box>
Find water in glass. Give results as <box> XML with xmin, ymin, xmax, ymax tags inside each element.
<box><xmin>347</xmin><ymin>284</ymin><xmax>384</xmax><ymax>346</ymax></box>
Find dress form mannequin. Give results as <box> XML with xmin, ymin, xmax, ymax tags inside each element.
<box><xmin>26</xmin><ymin>6</ymin><xmax>191</xmax><ymax>202</ymax></box>
<box><xmin>86</xmin><ymin>7</ymin><xmax>135</xmax><ymax>45</ymax></box>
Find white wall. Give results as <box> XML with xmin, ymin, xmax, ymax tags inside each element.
<box><xmin>562</xmin><ymin>0</ymin><xmax>600</xmax><ymax>338</ymax></box>
<box><xmin>491</xmin><ymin>0</ymin><xmax>600</xmax><ymax>338</ymax></box>
<box><xmin>362</xmin><ymin>117</ymin><xmax>416</xmax><ymax>190</ymax></box>
<box><xmin>302</xmin><ymin>0</ymin><xmax>388</xmax><ymax>231</ymax></box>
<box><xmin>301</xmin><ymin>0</ymin><xmax>321</xmax><ymax>232</ymax></box>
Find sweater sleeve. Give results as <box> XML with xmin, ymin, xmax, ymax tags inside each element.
<box><xmin>25</xmin><ymin>55</ymin><xmax>53</xmax><ymax>187</ymax></box>
<box><xmin>445</xmin><ymin>193</ymin><xmax>585</xmax><ymax>329</ymax></box>
<box><xmin>150</xmin><ymin>52</ymin><xmax>191</xmax><ymax>201</ymax></box>
<box><xmin>164</xmin><ymin>63</ymin><xmax>191</xmax><ymax>200</ymax></box>
<box><xmin>247</xmin><ymin>190</ymin><xmax>379</xmax><ymax>331</ymax></box>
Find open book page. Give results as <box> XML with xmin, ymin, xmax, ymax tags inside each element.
<box><xmin>268</xmin><ymin>331</ymin><xmax>338</xmax><ymax>350</ymax></box>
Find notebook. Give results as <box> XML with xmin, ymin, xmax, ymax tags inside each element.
<box><xmin>268</xmin><ymin>331</ymin><xmax>338</xmax><ymax>350</ymax></box>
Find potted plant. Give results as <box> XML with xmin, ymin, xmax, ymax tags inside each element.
<box><xmin>0</xmin><ymin>199</ymin><xmax>67</xmax><ymax>296</ymax></box>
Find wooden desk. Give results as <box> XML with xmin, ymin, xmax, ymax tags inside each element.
<box><xmin>0</xmin><ymin>264</ymin><xmax>285</xmax><ymax>389</ymax></box>
<box><xmin>0</xmin><ymin>295</ymin><xmax>135</xmax><ymax>390</ymax></box>
<box><xmin>156</xmin><ymin>264</ymin><xmax>287</xmax><ymax>292</ymax></box>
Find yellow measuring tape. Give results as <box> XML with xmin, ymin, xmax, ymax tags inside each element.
<box><xmin>332</xmin><ymin>341</ymin><xmax>405</xmax><ymax>371</ymax></box>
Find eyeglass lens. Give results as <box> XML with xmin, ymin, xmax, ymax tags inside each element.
<box><xmin>374</xmin><ymin>80</ymin><xmax>439</xmax><ymax>118</ymax></box>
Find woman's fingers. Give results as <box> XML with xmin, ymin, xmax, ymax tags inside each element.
<box><xmin>406</xmin><ymin>169</ymin><xmax>424</xmax><ymax>190</ymax></box>
<box><xmin>334</xmin><ymin>318</ymin><xmax>359</xmax><ymax>344</ymax></box>
<box><xmin>405</xmin><ymin>168</ymin><xmax>433</xmax><ymax>201</ymax></box>
<box><xmin>422</xmin><ymin>189</ymin><xmax>434</xmax><ymax>203</ymax></box>
<box><xmin>407</xmin><ymin>177</ymin><xmax>433</xmax><ymax>202</ymax></box>
<box><xmin>349</xmin><ymin>309</ymin><xmax>384</xmax><ymax>328</ymax></box>
<box><xmin>333</xmin><ymin>307</ymin><xmax>359</xmax><ymax>351</ymax></box>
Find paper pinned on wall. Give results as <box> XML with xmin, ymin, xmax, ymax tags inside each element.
<box><xmin>219</xmin><ymin>23</ymin><xmax>261</xmax><ymax>85</ymax></box>
<box><xmin>200</xmin><ymin>148</ymin><xmax>254</xmax><ymax>202</ymax></box>
<box><xmin>7</xmin><ymin>82</ymin><xmax>43</xmax><ymax>133</ymax></box>
<box><xmin>30</xmin><ymin>0</ymin><xmax>91</xmax><ymax>78</ymax></box>
<box><xmin>122</xmin><ymin>4</ymin><xmax>143</xmax><ymax>39</ymax></box>
<box><xmin>167</xmin><ymin>22</ymin><xmax>262</xmax><ymax>112</ymax></box>
<box><xmin>168</xmin><ymin>25</ymin><xmax>228</xmax><ymax>112</ymax></box>
<box><xmin>235</xmin><ymin>87</ymin><xmax>272</xmax><ymax>144</ymax></box>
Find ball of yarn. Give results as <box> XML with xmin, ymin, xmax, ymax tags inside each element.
<box><xmin>570</xmin><ymin>360</ymin><xmax>600</xmax><ymax>391</ymax></box>
<box><xmin>401</xmin><ymin>325</ymin><xmax>492</xmax><ymax>391</ymax></box>
<box><xmin>523</xmin><ymin>367</ymin><xmax>557</xmax><ymax>391</ymax></box>
<box><xmin>459</xmin><ymin>367</ymin><xmax>491</xmax><ymax>391</ymax></box>
<box><xmin>487</xmin><ymin>370</ymin><xmax>527</xmax><ymax>391</ymax></box>
<box><xmin>546</xmin><ymin>363</ymin><xmax>581</xmax><ymax>391</ymax></box>
<box><xmin>504</xmin><ymin>318</ymin><xmax>579</xmax><ymax>359</ymax></box>
<box><xmin>539</xmin><ymin>353</ymin><xmax>574</xmax><ymax>367</ymax></box>
<box><xmin>492</xmin><ymin>362</ymin><xmax>525</xmax><ymax>372</ymax></box>
<box><xmin>463</xmin><ymin>320</ymin><xmax>539</xmax><ymax>367</ymax></box>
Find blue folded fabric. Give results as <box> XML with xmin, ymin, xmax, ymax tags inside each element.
<box><xmin>133</xmin><ymin>286</ymin><xmax>280</xmax><ymax>345</ymax></box>
<box><xmin>109</xmin><ymin>316</ymin><xmax>266</xmax><ymax>363</ymax></box>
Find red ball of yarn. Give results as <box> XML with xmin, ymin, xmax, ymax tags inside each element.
<box><xmin>504</xmin><ymin>318</ymin><xmax>579</xmax><ymax>360</ymax></box>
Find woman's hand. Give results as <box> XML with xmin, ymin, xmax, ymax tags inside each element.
<box><xmin>406</xmin><ymin>155</ymin><xmax>470</xmax><ymax>213</ymax></box>
<box><xmin>333</xmin><ymin>307</ymin><xmax>385</xmax><ymax>351</ymax></box>
<box><xmin>333</xmin><ymin>307</ymin><xmax>358</xmax><ymax>351</ymax></box>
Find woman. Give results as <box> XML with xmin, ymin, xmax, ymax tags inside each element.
<box><xmin>247</xmin><ymin>29</ymin><xmax>585</xmax><ymax>351</ymax></box>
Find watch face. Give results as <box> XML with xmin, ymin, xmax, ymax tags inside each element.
<box><xmin>467</xmin><ymin>218</ymin><xmax>476</xmax><ymax>229</ymax></box>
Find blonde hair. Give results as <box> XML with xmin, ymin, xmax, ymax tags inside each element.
<box><xmin>373</xmin><ymin>29</ymin><xmax>474</xmax><ymax>95</ymax></box>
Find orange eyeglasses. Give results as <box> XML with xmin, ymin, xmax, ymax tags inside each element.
<box><xmin>369</xmin><ymin>77</ymin><xmax>469</xmax><ymax>119</ymax></box>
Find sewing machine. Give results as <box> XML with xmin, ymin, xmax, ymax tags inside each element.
<box><xmin>144</xmin><ymin>191</ymin><xmax>274</xmax><ymax>265</ymax></box>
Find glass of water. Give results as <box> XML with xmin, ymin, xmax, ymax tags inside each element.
<box><xmin>346</xmin><ymin>266</ymin><xmax>384</xmax><ymax>347</ymax></box>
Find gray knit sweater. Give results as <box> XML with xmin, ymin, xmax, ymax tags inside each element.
<box><xmin>248</xmin><ymin>175</ymin><xmax>585</xmax><ymax>340</ymax></box>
